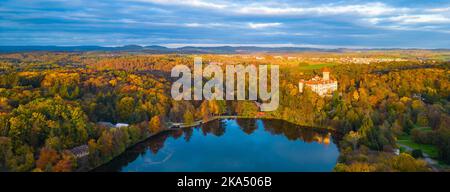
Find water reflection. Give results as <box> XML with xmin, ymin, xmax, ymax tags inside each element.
<box><xmin>94</xmin><ymin>119</ymin><xmax>339</xmax><ymax>172</ymax></box>
<box><xmin>263</xmin><ymin>119</ymin><xmax>333</xmax><ymax>145</ymax></box>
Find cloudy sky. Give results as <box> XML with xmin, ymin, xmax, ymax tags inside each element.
<box><xmin>1</xmin><ymin>0</ymin><xmax>450</xmax><ymax>48</ymax></box>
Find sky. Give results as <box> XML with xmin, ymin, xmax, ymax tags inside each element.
<box><xmin>1</xmin><ymin>0</ymin><xmax>450</xmax><ymax>48</ymax></box>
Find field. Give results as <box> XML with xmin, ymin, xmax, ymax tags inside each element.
<box><xmin>298</xmin><ymin>63</ymin><xmax>336</xmax><ymax>70</ymax></box>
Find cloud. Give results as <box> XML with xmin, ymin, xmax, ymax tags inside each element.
<box><xmin>133</xmin><ymin>0</ymin><xmax>450</xmax><ymax>33</ymax></box>
<box><xmin>248</xmin><ymin>22</ymin><xmax>281</xmax><ymax>29</ymax></box>
<box><xmin>1</xmin><ymin>0</ymin><xmax>450</xmax><ymax>48</ymax></box>
<box><xmin>384</xmin><ymin>14</ymin><xmax>450</xmax><ymax>24</ymax></box>
<box><xmin>185</xmin><ymin>22</ymin><xmax>229</xmax><ymax>28</ymax></box>
<box><xmin>135</xmin><ymin>1</ymin><xmax>405</xmax><ymax>17</ymax></box>
<box><xmin>185</xmin><ymin>23</ymin><xmax>202</xmax><ymax>27</ymax></box>
<box><xmin>134</xmin><ymin>0</ymin><xmax>228</xmax><ymax>9</ymax></box>
<box><xmin>236</xmin><ymin>2</ymin><xmax>404</xmax><ymax>17</ymax></box>
<box><xmin>426</xmin><ymin>7</ymin><xmax>450</xmax><ymax>13</ymax></box>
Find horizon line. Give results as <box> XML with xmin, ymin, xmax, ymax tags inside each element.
<box><xmin>1</xmin><ymin>44</ymin><xmax>449</xmax><ymax>50</ymax></box>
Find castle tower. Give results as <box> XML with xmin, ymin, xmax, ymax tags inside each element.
<box><xmin>322</xmin><ymin>67</ymin><xmax>330</xmax><ymax>81</ymax></box>
<box><xmin>298</xmin><ymin>80</ymin><xmax>304</xmax><ymax>93</ymax></box>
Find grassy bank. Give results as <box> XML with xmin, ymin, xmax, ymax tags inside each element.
<box><xmin>397</xmin><ymin>135</ymin><xmax>438</xmax><ymax>158</ymax></box>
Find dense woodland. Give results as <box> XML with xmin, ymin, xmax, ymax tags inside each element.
<box><xmin>0</xmin><ymin>52</ymin><xmax>448</xmax><ymax>172</ymax></box>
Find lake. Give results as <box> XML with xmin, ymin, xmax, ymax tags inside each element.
<box><xmin>95</xmin><ymin>118</ymin><xmax>340</xmax><ymax>172</ymax></box>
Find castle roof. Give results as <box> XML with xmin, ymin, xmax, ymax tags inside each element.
<box><xmin>304</xmin><ymin>79</ymin><xmax>337</xmax><ymax>85</ymax></box>
<box><xmin>299</xmin><ymin>67</ymin><xmax>336</xmax><ymax>85</ymax></box>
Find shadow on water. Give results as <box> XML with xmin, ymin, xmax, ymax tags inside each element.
<box><xmin>94</xmin><ymin>118</ymin><xmax>339</xmax><ymax>172</ymax></box>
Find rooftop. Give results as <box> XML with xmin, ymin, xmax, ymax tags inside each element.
<box><xmin>69</xmin><ymin>145</ymin><xmax>89</xmax><ymax>156</ymax></box>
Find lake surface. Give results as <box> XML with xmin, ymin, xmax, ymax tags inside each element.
<box><xmin>96</xmin><ymin>119</ymin><xmax>339</xmax><ymax>172</ymax></box>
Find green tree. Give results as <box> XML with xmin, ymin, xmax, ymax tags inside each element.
<box><xmin>116</xmin><ymin>96</ymin><xmax>135</xmax><ymax>123</ymax></box>
<box><xmin>436</xmin><ymin>128</ymin><xmax>450</xmax><ymax>164</ymax></box>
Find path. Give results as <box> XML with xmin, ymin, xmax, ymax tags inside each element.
<box><xmin>168</xmin><ymin>115</ymin><xmax>238</xmax><ymax>129</ymax></box>
<box><xmin>397</xmin><ymin>143</ymin><xmax>440</xmax><ymax>172</ymax></box>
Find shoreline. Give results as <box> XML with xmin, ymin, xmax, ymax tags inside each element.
<box><xmin>88</xmin><ymin>116</ymin><xmax>333</xmax><ymax>172</ymax></box>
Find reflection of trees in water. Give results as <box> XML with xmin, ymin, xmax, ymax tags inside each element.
<box><xmin>92</xmin><ymin>133</ymin><xmax>169</xmax><ymax>172</ymax></box>
<box><xmin>148</xmin><ymin>133</ymin><xmax>170</xmax><ymax>154</ymax></box>
<box><xmin>171</xmin><ymin>129</ymin><xmax>183</xmax><ymax>140</ymax></box>
<box><xmin>331</xmin><ymin>131</ymin><xmax>344</xmax><ymax>147</ymax></box>
<box><xmin>236</xmin><ymin>118</ymin><xmax>257</xmax><ymax>135</ymax></box>
<box><xmin>93</xmin><ymin>144</ymin><xmax>143</xmax><ymax>172</ymax></box>
<box><xmin>183</xmin><ymin>128</ymin><xmax>193</xmax><ymax>142</ymax></box>
<box><xmin>262</xmin><ymin>119</ymin><xmax>333</xmax><ymax>145</ymax></box>
<box><xmin>95</xmin><ymin>119</ymin><xmax>336</xmax><ymax>172</ymax></box>
<box><xmin>200</xmin><ymin>120</ymin><xmax>226</xmax><ymax>136</ymax></box>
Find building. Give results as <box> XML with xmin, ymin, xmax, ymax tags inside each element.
<box><xmin>299</xmin><ymin>67</ymin><xmax>338</xmax><ymax>97</ymax></box>
<box><xmin>274</xmin><ymin>55</ymin><xmax>283</xmax><ymax>59</ymax></box>
<box><xmin>394</xmin><ymin>148</ymin><xmax>400</xmax><ymax>156</ymax></box>
<box><xmin>97</xmin><ymin>121</ymin><xmax>129</xmax><ymax>129</ymax></box>
<box><xmin>69</xmin><ymin>145</ymin><xmax>89</xmax><ymax>158</ymax></box>
<box><xmin>115</xmin><ymin>123</ymin><xmax>129</xmax><ymax>128</ymax></box>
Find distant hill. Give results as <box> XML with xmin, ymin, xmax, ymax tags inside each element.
<box><xmin>0</xmin><ymin>45</ymin><xmax>448</xmax><ymax>53</ymax></box>
<box><xmin>0</xmin><ymin>45</ymin><xmax>332</xmax><ymax>53</ymax></box>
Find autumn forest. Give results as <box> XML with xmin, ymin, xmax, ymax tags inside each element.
<box><xmin>0</xmin><ymin>51</ymin><xmax>449</xmax><ymax>172</ymax></box>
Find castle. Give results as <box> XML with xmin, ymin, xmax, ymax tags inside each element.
<box><xmin>298</xmin><ymin>67</ymin><xmax>338</xmax><ymax>97</ymax></box>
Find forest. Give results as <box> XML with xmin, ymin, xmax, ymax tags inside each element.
<box><xmin>0</xmin><ymin>51</ymin><xmax>448</xmax><ymax>172</ymax></box>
